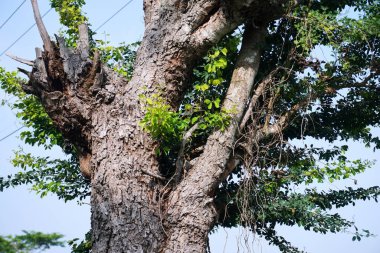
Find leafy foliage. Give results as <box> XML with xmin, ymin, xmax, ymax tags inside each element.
<box><xmin>212</xmin><ymin>1</ymin><xmax>380</xmax><ymax>251</ymax></box>
<box><xmin>67</xmin><ymin>231</ymin><xmax>91</xmax><ymax>253</ymax></box>
<box><xmin>0</xmin><ymin>231</ymin><xmax>65</xmax><ymax>253</ymax></box>
<box><xmin>96</xmin><ymin>40</ymin><xmax>139</xmax><ymax>79</ymax></box>
<box><xmin>140</xmin><ymin>35</ymin><xmax>239</xmax><ymax>155</ymax></box>
<box><xmin>0</xmin><ymin>150</ymin><xmax>89</xmax><ymax>202</ymax></box>
<box><xmin>51</xmin><ymin>0</ymin><xmax>90</xmax><ymax>47</ymax></box>
<box><xmin>0</xmin><ymin>66</ymin><xmax>88</xmax><ymax>202</ymax></box>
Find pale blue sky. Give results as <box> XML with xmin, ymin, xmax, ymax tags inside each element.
<box><xmin>0</xmin><ymin>1</ymin><xmax>379</xmax><ymax>252</ymax></box>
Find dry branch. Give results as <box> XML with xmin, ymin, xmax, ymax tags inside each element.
<box><xmin>17</xmin><ymin>67</ymin><xmax>31</xmax><ymax>77</ymax></box>
<box><xmin>31</xmin><ymin>0</ymin><xmax>54</xmax><ymax>54</ymax></box>
<box><xmin>77</xmin><ymin>23</ymin><xmax>90</xmax><ymax>59</ymax></box>
<box><xmin>6</xmin><ymin>53</ymin><xmax>34</xmax><ymax>66</ymax></box>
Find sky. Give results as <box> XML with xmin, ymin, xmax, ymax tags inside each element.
<box><xmin>0</xmin><ymin>1</ymin><xmax>379</xmax><ymax>252</ymax></box>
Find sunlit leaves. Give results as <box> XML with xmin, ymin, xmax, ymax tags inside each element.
<box><xmin>139</xmin><ymin>93</ymin><xmax>230</xmax><ymax>155</ymax></box>
<box><xmin>0</xmin><ymin>67</ymin><xmax>23</xmax><ymax>100</ymax></box>
<box><xmin>139</xmin><ymin>94</ymin><xmax>188</xmax><ymax>154</ymax></box>
<box><xmin>139</xmin><ymin>36</ymin><xmax>239</xmax><ymax>155</ymax></box>
<box><xmin>51</xmin><ymin>0</ymin><xmax>89</xmax><ymax>47</ymax></box>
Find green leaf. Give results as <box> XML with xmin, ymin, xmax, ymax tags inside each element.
<box><xmin>191</xmin><ymin>116</ymin><xmax>199</xmax><ymax>124</ymax></box>
<box><xmin>209</xmin><ymin>50</ymin><xmax>220</xmax><ymax>59</ymax></box>
<box><xmin>214</xmin><ymin>98</ymin><xmax>221</xmax><ymax>108</ymax></box>
<box><xmin>211</xmin><ymin>78</ymin><xmax>223</xmax><ymax>85</ymax></box>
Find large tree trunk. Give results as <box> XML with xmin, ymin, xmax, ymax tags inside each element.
<box><xmin>24</xmin><ymin>0</ymin><xmax>288</xmax><ymax>252</ymax></box>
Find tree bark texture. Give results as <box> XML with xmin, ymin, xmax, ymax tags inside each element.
<box><xmin>25</xmin><ymin>0</ymin><xmax>289</xmax><ymax>252</ymax></box>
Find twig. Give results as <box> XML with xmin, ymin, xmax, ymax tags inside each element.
<box><xmin>259</xmin><ymin>92</ymin><xmax>317</xmax><ymax>137</ymax></box>
<box><xmin>175</xmin><ymin>122</ymin><xmax>199</xmax><ymax>182</ymax></box>
<box><xmin>141</xmin><ymin>168</ymin><xmax>166</xmax><ymax>181</ymax></box>
<box><xmin>239</xmin><ymin>67</ymin><xmax>284</xmax><ymax>131</ymax></box>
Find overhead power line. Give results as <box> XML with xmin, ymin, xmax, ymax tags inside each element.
<box><xmin>1</xmin><ymin>2</ymin><xmax>136</xmax><ymax>140</ymax></box>
<box><xmin>2</xmin><ymin>0</ymin><xmax>135</xmax><ymax>56</ymax></box>
<box><xmin>0</xmin><ymin>0</ymin><xmax>27</xmax><ymax>30</ymax></box>
<box><xmin>94</xmin><ymin>0</ymin><xmax>135</xmax><ymax>32</ymax></box>
<box><xmin>0</xmin><ymin>8</ymin><xmax>52</xmax><ymax>57</ymax></box>
<box><xmin>0</xmin><ymin>126</ymin><xmax>25</xmax><ymax>142</ymax></box>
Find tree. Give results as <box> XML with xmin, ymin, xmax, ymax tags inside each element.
<box><xmin>1</xmin><ymin>0</ymin><xmax>380</xmax><ymax>252</ymax></box>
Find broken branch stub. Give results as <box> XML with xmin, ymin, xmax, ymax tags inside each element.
<box><xmin>77</xmin><ymin>23</ymin><xmax>90</xmax><ymax>60</ymax></box>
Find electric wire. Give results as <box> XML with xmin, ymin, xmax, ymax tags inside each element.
<box><xmin>94</xmin><ymin>0</ymin><xmax>135</xmax><ymax>32</ymax></box>
<box><xmin>1</xmin><ymin>1</ymin><xmax>135</xmax><ymax>140</ymax></box>
<box><xmin>0</xmin><ymin>8</ymin><xmax>52</xmax><ymax>57</ymax></box>
<box><xmin>0</xmin><ymin>0</ymin><xmax>27</xmax><ymax>30</ymax></box>
<box><xmin>0</xmin><ymin>126</ymin><xmax>25</xmax><ymax>142</ymax></box>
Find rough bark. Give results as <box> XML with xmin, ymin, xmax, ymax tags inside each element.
<box><xmin>23</xmin><ymin>0</ymin><xmax>290</xmax><ymax>252</ymax></box>
<box><xmin>161</xmin><ymin>25</ymin><xmax>266</xmax><ymax>252</ymax></box>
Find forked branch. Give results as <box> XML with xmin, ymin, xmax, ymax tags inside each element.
<box><xmin>180</xmin><ymin>24</ymin><xmax>267</xmax><ymax>188</ymax></box>
<box><xmin>259</xmin><ymin>92</ymin><xmax>317</xmax><ymax>137</ymax></box>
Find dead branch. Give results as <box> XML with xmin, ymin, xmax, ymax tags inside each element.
<box><xmin>239</xmin><ymin>66</ymin><xmax>293</xmax><ymax>131</ymax></box>
<box><xmin>239</xmin><ymin>76</ymin><xmax>271</xmax><ymax>131</ymax></box>
<box><xmin>17</xmin><ymin>67</ymin><xmax>31</xmax><ymax>77</ymax></box>
<box><xmin>6</xmin><ymin>53</ymin><xmax>34</xmax><ymax>66</ymax></box>
<box><xmin>31</xmin><ymin>0</ymin><xmax>53</xmax><ymax>54</ymax></box>
<box><xmin>77</xmin><ymin>23</ymin><xmax>90</xmax><ymax>60</ymax></box>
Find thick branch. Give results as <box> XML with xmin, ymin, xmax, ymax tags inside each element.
<box><xmin>183</xmin><ymin>23</ymin><xmax>267</xmax><ymax>189</ymax></box>
<box><xmin>190</xmin><ymin>0</ymin><xmax>290</xmax><ymax>49</ymax></box>
<box><xmin>31</xmin><ymin>0</ymin><xmax>53</xmax><ymax>54</ymax></box>
<box><xmin>163</xmin><ymin>24</ymin><xmax>267</xmax><ymax>252</ymax></box>
<box><xmin>190</xmin><ymin>7</ymin><xmax>240</xmax><ymax>47</ymax></box>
